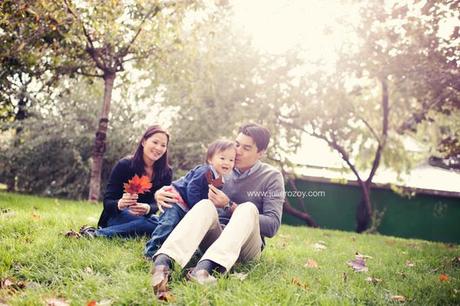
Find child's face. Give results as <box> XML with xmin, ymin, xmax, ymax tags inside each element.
<box><xmin>208</xmin><ymin>148</ymin><xmax>236</xmax><ymax>176</ymax></box>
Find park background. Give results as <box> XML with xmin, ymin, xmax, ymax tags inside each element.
<box><xmin>1</xmin><ymin>1</ymin><xmax>460</xmax><ymax>304</ymax></box>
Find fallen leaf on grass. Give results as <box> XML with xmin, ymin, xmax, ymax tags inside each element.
<box><xmin>347</xmin><ymin>255</ymin><xmax>368</xmax><ymax>272</ymax></box>
<box><xmin>230</xmin><ymin>272</ymin><xmax>248</xmax><ymax>281</ymax></box>
<box><xmin>397</xmin><ymin>272</ymin><xmax>407</xmax><ymax>278</ymax></box>
<box><xmin>46</xmin><ymin>298</ymin><xmax>69</xmax><ymax>306</ymax></box>
<box><xmin>439</xmin><ymin>274</ymin><xmax>449</xmax><ymax>282</ymax></box>
<box><xmin>0</xmin><ymin>208</ymin><xmax>15</xmax><ymax>218</ymax></box>
<box><xmin>0</xmin><ymin>278</ymin><xmax>26</xmax><ymax>291</ymax></box>
<box><xmin>157</xmin><ymin>291</ymin><xmax>175</xmax><ymax>302</ymax></box>
<box><xmin>304</xmin><ymin>259</ymin><xmax>318</xmax><ymax>269</ymax></box>
<box><xmin>366</xmin><ymin>276</ymin><xmax>382</xmax><ymax>285</ymax></box>
<box><xmin>31</xmin><ymin>213</ymin><xmax>41</xmax><ymax>221</ymax></box>
<box><xmin>64</xmin><ymin>230</ymin><xmax>81</xmax><ymax>238</ymax></box>
<box><xmin>391</xmin><ymin>295</ymin><xmax>406</xmax><ymax>302</ymax></box>
<box><xmin>84</xmin><ymin>267</ymin><xmax>93</xmax><ymax>274</ymax></box>
<box><xmin>87</xmin><ymin>301</ymin><xmax>97</xmax><ymax>306</ymax></box>
<box><xmin>356</xmin><ymin>252</ymin><xmax>373</xmax><ymax>259</ymax></box>
<box><xmin>405</xmin><ymin>260</ymin><xmax>415</xmax><ymax>267</ymax></box>
<box><xmin>312</xmin><ymin>242</ymin><xmax>327</xmax><ymax>251</ymax></box>
<box><xmin>291</xmin><ymin>277</ymin><xmax>308</xmax><ymax>290</ymax></box>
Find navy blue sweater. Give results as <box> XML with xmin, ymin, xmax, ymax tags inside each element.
<box><xmin>97</xmin><ymin>158</ymin><xmax>173</xmax><ymax>228</ymax></box>
<box><xmin>172</xmin><ymin>164</ymin><xmax>218</xmax><ymax>208</ymax></box>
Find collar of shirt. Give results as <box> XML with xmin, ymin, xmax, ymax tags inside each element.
<box><xmin>233</xmin><ymin>160</ymin><xmax>261</xmax><ymax>180</ymax></box>
<box><xmin>209</xmin><ymin>164</ymin><xmax>225</xmax><ymax>183</ymax></box>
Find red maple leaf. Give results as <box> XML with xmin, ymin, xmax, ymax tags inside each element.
<box><xmin>123</xmin><ymin>175</ymin><xmax>152</xmax><ymax>194</ymax></box>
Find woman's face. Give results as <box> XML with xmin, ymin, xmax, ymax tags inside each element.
<box><xmin>142</xmin><ymin>132</ymin><xmax>168</xmax><ymax>165</ymax></box>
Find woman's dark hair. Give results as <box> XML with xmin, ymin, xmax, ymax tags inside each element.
<box><xmin>131</xmin><ymin>125</ymin><xmax>171</xmax><ymax>180</ymax></box>
<box><xmin>239</xmin><ymin>123</ymin><xmax>271</xmax><ymax>152</ymax></box>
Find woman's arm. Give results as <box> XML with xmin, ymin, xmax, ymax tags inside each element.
<box><xmin>102</xmin><ymin>159</ymin><xmax>130</xmax><ymax>216</ymax></box>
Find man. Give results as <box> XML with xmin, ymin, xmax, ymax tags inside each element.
<box><xmin>150</xmin><ymin>123</ymin><xmax>285</xmax><ymax>294</ymax></box>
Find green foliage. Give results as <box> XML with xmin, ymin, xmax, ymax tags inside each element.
<box><xmin>0</xmin><ymin>192</ymin><xmax>459</xmax><ymax>305</ymax></box>
<box><xmin>0</xmin><ymin>78</ymin><xmax>147</xmax><ymax>199</ymax></box>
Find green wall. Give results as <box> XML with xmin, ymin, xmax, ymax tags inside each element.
<box><xmin>282</xmin><ymin>179</ymin><xmax>460</xmax><ymax>244</ymax></box>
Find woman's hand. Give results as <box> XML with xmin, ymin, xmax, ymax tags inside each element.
<box><xmin>117</xmin><ymin>193</ymin><xmax>138</xmax><ymax>210</ymax></box>
<box><xmin>154</xmin><ymin>187</ymin><xmax>177</xmax><ymax>212</ymax></box>
<box><xmin>208</xmin><ymin>185</ymin><xmax>229</xmax><ymax>208</ymax></box>
<box><xmin>128</xmin><ymin>203</ymin><xmax>151</xmax><ymax>216</ymax></box>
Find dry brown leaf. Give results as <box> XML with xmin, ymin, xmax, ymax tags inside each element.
<box><xmin>291</xmin><ymin>277</ymin><xmax>308</xmax><ymax>291</ymax></box>
<box><xmin>396</xmin><ymin>272</ymin><xmax>407</xmax><ymax>278</ymax></box>
<box><xmin>0</xmin><ymin>278</ymin><xmax>26</xmax><ymax>291</ymax></box>
<box><xmin>304</xmin><ymin>259</ymin><xmax>318</xmax><ymax>269</ymax></box>
<box><xmin>366</xmin><ymin>276</ymin><xmax>382</xmax><ymax>285</ymax></box>
<box><xmin>391</xmin><ymin>295</ymin><xmax>406</xmax><ymax>302</ymax></box>
<box><xmin>231</xmin><ymin>272</ymin><xmax>248</xmax><ymax>281</ymax></box>
<box><xmin>405</xmin><ymin>260</ymin><xmax>415</xmax><ymax>267</ymax></box>
<box><xmin>84</xmin><ymin>267</ymin><xmax>93</xmax><ymax>274</ymax></box>
<box><xmin>347</xmin><ymin>255</ymin><xmax>368</xmax><ymax>272</ymax></box>
<box><xmin>46</xmin><ymin>298</ymin><xmax>70</xmax><ymax>306</ymax></box>
<box><xmin>31</xmin><ymin>213</ymin><xmax>41</xmax><ymax>221</ymax></box>
<box><xmin>439</xmin><ymin>274</ymin><xmax>449</xmax><ymax>282</ymax></box>
<box><xmin>356</xmin><ymin>252</ymin><xmax>373</xmax><ymax>259</ymax></box>
<box><xmin>157</xmin><ymin>291</ymin><xmax>176</xmax><ymax>302</ymax></box>
<box><xmin>312</xmin><ymin>242</ymin><xmax>327</xmax><ymax>251</ymax></box>
<box><xmin>64</xmin><ymin>230</ymin><xmax>81</xmax><ymax>238</ymax></box>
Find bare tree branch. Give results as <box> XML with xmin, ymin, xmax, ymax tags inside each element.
<box><xmin>358</xmin><ymin>115</ymin><xmax>380</xmax><ymax>143</ymax></box>
<box><xmin>366</xmin><ymin>77</ymin><xmax>389</xmax><ymax>185</ymax></box>
<box><xmin>118</xmin><ymin>5</ymin><xmax>162</xmax><ymax>58</ymax></box>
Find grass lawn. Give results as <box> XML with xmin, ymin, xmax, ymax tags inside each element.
<box><xmin>0</xmin><ymin>191</ymin><xmax>459</xmax><ymax>305</ymax></box>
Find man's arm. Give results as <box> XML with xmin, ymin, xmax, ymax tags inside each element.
<box><xmin>259</xmin><ymin>171</ymin><xmax>285</xmax><ymax>238</ymax></box>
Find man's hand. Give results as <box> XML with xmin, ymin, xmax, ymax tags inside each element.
<box><xmin>154</xmin><ymin>187</ymin><xmax>177</xmax><ymax>212</ymax></box>
<box><xmin>208</xmin><ymin>185</ymin><xmax>229</xmax><ymax>208</ymax></box>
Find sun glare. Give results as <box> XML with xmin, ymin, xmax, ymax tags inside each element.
<box><xmin>230</xmin><ymin>0</ymin><xmax>360</xmax><ymax>64</ymax></box>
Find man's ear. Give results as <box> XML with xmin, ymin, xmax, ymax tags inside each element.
<box><xmin>257</xmin><ymin>150</ymin><xmax>266</xmax><ymax>159</ymax></box>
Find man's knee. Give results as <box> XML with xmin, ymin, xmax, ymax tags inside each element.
<box><xmin>234</xmin><ymin>202</ymin><xmax>259</xmax><ymax>217</ymax></box>
<box><xmin>193</xmin><ymin>199</ymin><xmax>218</xmax><ymax>217</ymax></box>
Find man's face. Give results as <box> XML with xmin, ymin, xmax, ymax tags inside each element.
<box><xmin>234</xmin><ymin>133</ymin><xmax>264</xmax><ymax>172</ymax></box>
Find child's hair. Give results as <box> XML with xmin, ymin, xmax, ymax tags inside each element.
<box><xmin>206</xmin><ymin>139</ymin><xmax>236</xmax><ymax>163</ymax></box>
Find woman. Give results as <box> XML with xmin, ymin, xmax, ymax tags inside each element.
<box><xmin>81</xmin><ymin>125</ymin><xmax>172</xmax><ymax>238</ymax></box>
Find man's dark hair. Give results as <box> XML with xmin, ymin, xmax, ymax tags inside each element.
<box><xmin>239</xmin><ymin>123</ymin><xmax>271</xmax><ymax>152</ymax></box>
<box><xmin>206</xmin><ymin>139</ymin><xmax>236</xmax><ymax>163</ymax></box>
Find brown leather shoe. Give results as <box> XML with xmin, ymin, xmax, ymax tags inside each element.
<box><xmin>151</xmin><ymin>264</ymin><xmax>170</xmax><ymax>295</ymax></box>
<box><xmin>186</xmin><ymin>269</ymin><xmax>217</xmax><ymax>285</ymax></box>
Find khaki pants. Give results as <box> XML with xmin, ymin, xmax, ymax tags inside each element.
<box><xmin>154</xmin><ymin>199</ymin><xmax>262</xmax><ymax>271</ymax></box>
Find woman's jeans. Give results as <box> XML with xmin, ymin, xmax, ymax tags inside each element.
<box><xmin>96</xmin><ymin>209</ymin><xmax>158</xmax><ymax>238</ymax></box>
<box><xmin>144</xmin><ymin>204</ymin><xmax>186</xmax><ymax>258</ymax></box>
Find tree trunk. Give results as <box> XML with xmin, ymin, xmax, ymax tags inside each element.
<box><xmin>356</xmin><ymin>77</ymin><xmax>388</xmax><ymax>233</ymax></box>
<box><xmin>355</xmin><ymin>183</ymin><xmax>372</xmax><ymax>233</ymax></box>
<box><xmin>88</xmin><ymin>71</ymin><xmax>115</xmax><ymax>201</ymax></box>
<box><xmin>284</xmin><ymin>177</ymin><xmax>318</xmax><ymax>227</ymax></box>
<box><xmin>283</xmin><ymin>201</ymin><xmax>318</xmax><ymax>227</ymax></box>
